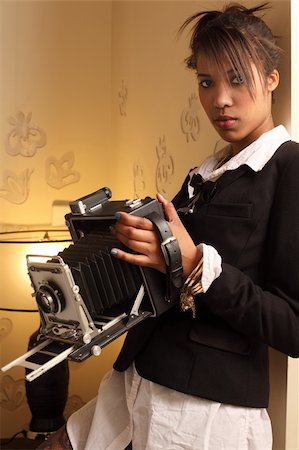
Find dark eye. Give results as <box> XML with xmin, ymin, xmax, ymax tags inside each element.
<box><xmin>231</xmin><ymin>74</ymin><xmax>244</xmax><ymax>85</ymax></box>
<box><xmin>199</xmin><ymin>79</ymin><xmax>213</xmax><ymax>88</ymax></box>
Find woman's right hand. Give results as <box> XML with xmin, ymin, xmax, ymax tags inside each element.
<box><xmin>111</xmin><ymin>193</ymin><xmax>202</xmax><ymax>279</ymax></box>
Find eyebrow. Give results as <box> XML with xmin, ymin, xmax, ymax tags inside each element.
<box><xmin>197</xmin><ymin>69</ymin><xmax>238</xmax><ymax>78</ymax></box>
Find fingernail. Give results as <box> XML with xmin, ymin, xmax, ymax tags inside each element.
<box><xmin>157</xmin><ymin>192</ymin><xmax>164</xmax><ymax>199</ymax></box>
<box><xmin>111</xmin><ymin>248</ymin><xmax>118</xmax><ymax>256</ymax></box>
<box><xmin>115</xmin><ymin>212</ymin><xmax>121</xmax><ymax>220</ymax></box>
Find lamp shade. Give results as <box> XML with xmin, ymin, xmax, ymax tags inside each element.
<box><xmin>0</xmin><ymin>228</ymin><xmax>71</xmax><ymax>311</ymax></box>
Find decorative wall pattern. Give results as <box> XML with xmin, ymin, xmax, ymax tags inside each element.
<box><xmin>45</xmin><ymin>152</ymin><xmax>80</xmax><ymax>189</ymax></box>
<box><xmin>180</xmin><ymin>93</ymin><xmax>200</xmax><ymax>143</ymax></box>
<box><xmin>2</xmin><ymin>110</ymin><xmax>81</xmax><ymax>209</ymax></box>
<box><xmin>6</xmin><ymin>112</ymin><xmax>46</xmax><ymax>157</ymax></box>
<box><xmin>118</xmin><ymin>80</ymin><xmax>128</xmax><ymax>117</ymax></box>
<box><xmin>133</xmin><ymin>160</ymin><xmax>145</xmax><ymax>198</ymax></box>
<box><xmin>155</xmin><ymin>136</ymin><xmax>174</xmax><ymax>195</ymax></box>
<box><xmin>0</xmin><ymin>375</ymin><xmax>26</xmax><ymax>411</ymax></box>
<box><xmin>0</xmin><ymin>169</ymin><xmax>33</xmax><ymax>204</ymax></box>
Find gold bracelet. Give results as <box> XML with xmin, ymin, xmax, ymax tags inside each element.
<box><xmin>180</xmin><ymin>259</ymin><xmax>203</xmax><ymax>318</ymax></box>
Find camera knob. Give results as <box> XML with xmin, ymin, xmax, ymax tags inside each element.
<box><xmin>91</xmin><ymin>345</ymin><xmax>102</xmax><ymax>357</ymax></box>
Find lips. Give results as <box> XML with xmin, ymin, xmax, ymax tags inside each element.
<box><xmin>215</xmin><ymin>116</ymin><xmax>237</xmax><ymax>130</ymax></box>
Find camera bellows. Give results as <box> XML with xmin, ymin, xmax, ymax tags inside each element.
<box><xmin>58</xmin><ymin>230</ymin><xmax>142</xmax><ymax>318</ymax></box>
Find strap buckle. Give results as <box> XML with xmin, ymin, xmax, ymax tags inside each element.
<box><xmin>160</xmin><ymin>236</ymin><xmax>177</xmax><ymax>266</ymax></box>
<box><xmin>146</xmin><ymin>210</ymin><xmax>183</xmax><ymax>294</ymax></box>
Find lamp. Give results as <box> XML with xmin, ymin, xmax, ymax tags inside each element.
<box><xmin>0</xmin><ymin>226</ymin><xmax>72</xmax><ymax>440</ymax></box>
<box><xmin>0</xmin><ymin>227</ymin><xmax>71</xmax><ymax>311</ymax></box>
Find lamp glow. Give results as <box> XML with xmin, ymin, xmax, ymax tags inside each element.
<box><xmin>0</xmin><ymin>228</ymin><xmax>71</xmax><ymax>311</ymax></box>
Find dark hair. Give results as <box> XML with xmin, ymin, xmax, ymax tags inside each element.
<box><xmin>179</xmin><ymin>2</ymin><xmax>282</xmax><ymax>95</ymax></box>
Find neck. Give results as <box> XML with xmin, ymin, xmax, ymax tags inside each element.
<box><xmin>215</xmin><ymin>145</ymin><xmax>234</xmax><ymax>169</ymax></box>
<box><xmin>231</xmin><ymin>117</ymin><xmax>275</xmax><ymax>155</ymax></box>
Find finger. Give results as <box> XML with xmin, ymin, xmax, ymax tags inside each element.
<box><xmin>115</xmin><ymin>211</ymin><xmax>154</xmax><ymax>231</ymax></box>
<box><xmin>113</xmin><ymin>222</ymin><xmax>157</xmax><ymax>245</ymax></box>
<box><xmin>111</xmin><ymin>247</ymin><xmax>160</xmax><ymax>268</ymax></box>
<box><xmin>115</xmin><ymin>232</ymin><xmax>158</xmax><ymax>256</ymax></box>
<box><xmin>156</xmin><ymin>193</ymin><xmax>182</xmax><ymax>225</ymax></box>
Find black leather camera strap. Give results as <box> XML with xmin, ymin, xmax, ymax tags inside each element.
<box><xmin>146</xmin><ymin>211</ymin><xmax>183</xmax><ymax>298</ymax></box>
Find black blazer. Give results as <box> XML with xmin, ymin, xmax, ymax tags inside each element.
<box><xmin>114</xmin><ymin>140</ymin><xmax>299</xmax><ymax>408</ymax></box>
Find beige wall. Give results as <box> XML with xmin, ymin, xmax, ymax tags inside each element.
<box><xmin>0</xmin><ymin>0</ymin><xmax>112</xmax><ymax>225</ymax></box>
<box><xmin>0</xmin><ymin>1</ymin><xmax>295</xmax><ymax>448</ymax></box>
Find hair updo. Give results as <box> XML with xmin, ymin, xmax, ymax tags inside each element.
<box><xmin>179</xmin><ymin>2</ymin><xmax>283</xmax><ymax>94</ymax></box>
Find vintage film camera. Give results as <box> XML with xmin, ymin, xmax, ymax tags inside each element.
<box><xmin>2</xmin><ymin>187</ymin><xmax>181</xmax><ymax>381</ymax></box>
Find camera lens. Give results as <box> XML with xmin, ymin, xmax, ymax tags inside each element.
<box><xmin>36</xmin><ymin>282</ymin><xmax>65</xmax><ymax>314</ymax></box>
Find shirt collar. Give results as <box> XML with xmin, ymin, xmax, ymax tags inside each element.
<box><xmin>188</xmin><ymin>125</ymin><xmax>291</xmax><ymax>197</ymax></box>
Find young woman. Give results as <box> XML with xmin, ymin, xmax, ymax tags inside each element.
<box><xmin>39</xmin><ymin>3</ymin><xmax>299</xmax><ymax>449</ymax></box>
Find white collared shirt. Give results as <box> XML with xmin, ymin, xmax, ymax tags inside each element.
<box><xmin>190</xmin><ymin>125</ymin><xmax>291</xmax><ymax>291</ymax></box>
<box><xmin>68</xmin><ymin>364</ymin><xmax>272</xmax><ymax>450</ymax></box>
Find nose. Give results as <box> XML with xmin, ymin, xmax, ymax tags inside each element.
<box><xmin>213</xmin><ymin>82</ymin><xmax>233</xmax><ymax>110</ymax></box>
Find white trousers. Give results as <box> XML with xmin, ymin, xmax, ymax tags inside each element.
<box><xmin>67</xmin><ymin>365</ymin><xmax>272</xmax><ymax>450</ymax></box>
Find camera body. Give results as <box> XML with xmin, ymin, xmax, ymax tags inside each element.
<box><xmin>8</xmin><ymin>188</ymin><xmax>178</xmax><ymax>380</ymax></box>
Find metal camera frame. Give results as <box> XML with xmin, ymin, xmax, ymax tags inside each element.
<box><xmin>1</xmin><ymin>188</ymin><xmax>179</xmax><ymax>381</ymax></box>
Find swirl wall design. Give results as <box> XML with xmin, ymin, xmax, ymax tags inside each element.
<box><xmin>155</xmin><ymin>136</ymin><xmax>174</xmax><ymax>195</ymax></box>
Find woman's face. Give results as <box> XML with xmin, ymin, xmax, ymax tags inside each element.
<box><xmin>196</xmin><ymin>54</ymin><xmax>279</xmax><ymax>154</ymax></box>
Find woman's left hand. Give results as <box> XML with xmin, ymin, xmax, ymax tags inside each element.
<box><xmin>111</xmin><ymin>193</ymin><xmax>201</xmax><ymax>278</ymax></box>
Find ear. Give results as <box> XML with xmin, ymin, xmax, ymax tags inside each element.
<box><xmin>267</xmin><ymin>69</ymin><xmax>279</xmax><ymax>92</ymax></box>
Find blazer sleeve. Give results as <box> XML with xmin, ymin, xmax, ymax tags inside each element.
<box><xmin>201</xmin><ymin>148</ymin><xmax>299</xmax><ymax>357</ymax></box>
